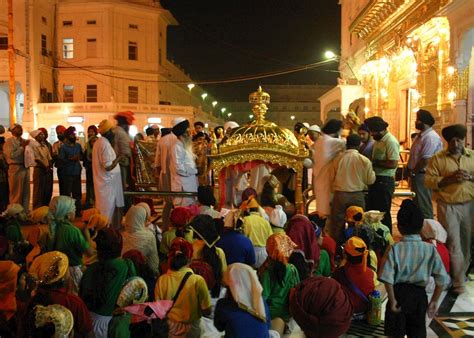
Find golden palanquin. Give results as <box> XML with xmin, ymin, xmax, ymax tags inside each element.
<box><xmin>209</xmin><ymin>87</ymin><xmax>309</xmax><ymax>211</ymax></box>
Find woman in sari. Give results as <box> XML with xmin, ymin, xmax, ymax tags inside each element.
<box><xmin>260</xmin><ymin>233</ymin><xmax>300</xmax><ymax>336</ymax></box>
<box><xmin>47</xmin><ymin>196</ymin><xmax>93</xmax><ymax>291</ymax></box>
<box><xmin>122</xmin><ymin>205</ymin><xmax>160</xmax><ymax>276</ymax></box>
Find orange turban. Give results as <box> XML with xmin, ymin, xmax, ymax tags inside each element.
<box><xmin>344</xmin><ymin>236</ymin><xmax>368</xmax><ymax>271</ymax></box>
<box><xmin>345</xmin><ymin>206</ymin><xmax>364</xmax><ymax>225</ymax></box>
<box><xmin>29</xmin><ymin>251</ymin><xmax>69</xmax><ymax>285</ymax></box>
<box><xmin>266</xmin><ymin>232</ymin><xmax>297</xmax><ymax>265</ymax></box>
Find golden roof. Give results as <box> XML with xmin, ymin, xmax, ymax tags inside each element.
<box><xmin>209</xmin><ymin>86</ymin><xmax>308</xmax><ymax>172</ymax></box>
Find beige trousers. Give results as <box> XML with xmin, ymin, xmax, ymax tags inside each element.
<box><xmin>437</xmin><ymin>200</ymin><xmax>473</xmax><ymax>287</ymax></box>
<box><xmin>8</xmin><ymin>164</ymin><xmax>30</xmax><ymax>212</ymax></box>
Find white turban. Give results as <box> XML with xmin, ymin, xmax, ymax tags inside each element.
<box><xmin>172</xmin><ymin>117</ymin><xmax>186</xmax><ymax>127</ymax></box>
<box><xmin>309</xmin><ymin>125</ymin><xmax>321</xmax><ymax>133</ymax></box>
<box><xmin>224</xmin><ymin>121</ymin><xmax>239</xmax><ymax>130</ymax></box>
<box><xmin>30</xmin><ymin>129</ymin><xmax>42</xmax><ymax>139</ymax></box>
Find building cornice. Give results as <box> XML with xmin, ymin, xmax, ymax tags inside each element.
<box><xmin>350</xmin><ymin>0</ymin><xmax>451</xmax><ymax>56</ymax></box>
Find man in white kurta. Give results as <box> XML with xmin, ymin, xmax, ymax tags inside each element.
<box><xmin>154</xmin><ymin>127</ymin><xmax>178</xmax><ymax>229</ymax></box>
<box><xmin>93</xmin><ymin>120</ymin><xmax>124</xmax><ymax>229</ymax></box>
<box><xmin>312</xmin><ymin>119</ymin><xmax>345</xmax><ymax>217</ymax></box>
<box><xmin>170</xmin><ymin>119</ymin><xmax>198</xmax><ymax>206</ymax></box>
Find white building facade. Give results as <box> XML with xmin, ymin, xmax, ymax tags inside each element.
<box><xmin>0</xmin><ymin>0</ymin><xmax>221</xmax><ymax>140</ymax></box>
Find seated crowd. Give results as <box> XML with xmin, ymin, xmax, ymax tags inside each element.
<box><xmin>0</xmin><ymin>172</ymin><xmax>452</xmax><ymax>338</ymax></box>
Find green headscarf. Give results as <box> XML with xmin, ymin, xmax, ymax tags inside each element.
<box><xmin>48</xmin><ymin>196</ymin><xmax>76</xmax><ymax>238</ymax></box>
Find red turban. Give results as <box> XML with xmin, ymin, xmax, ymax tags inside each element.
<box><xmin>56</xmin><ymin>125</ymin><xmax>66</xmax><ymax>134</ymax></box>
<box><xmin>114</xmin><ymin>111</ymin><xmax>135</xmax><ymax>125</ymax></box>
<box><xmin>189</xmin><ymin>260</ymin><xmax>216</xmax><ymax>290</ymax></box>
<box><xmin>287</xmin><ymin>215</ymin><xmax>320</xmax><ymax>270</ymax></box>
<box><xmin>290</xmin><ymin>276</ymin><xmax>353</xmax><ymax>337</ymax></box>
<box><xmin>38</xmin><ymin>128</ymin><xmax>48</xmax><ymax>136</ymax></box>
<box><xmin>170</xmin><ymin>207</ymin><xmax>193</xmax><ymax>228</ymax></box>
<box><xmin>87</xmin><ymin>125</ymin><xmax>98</xmax><ymax>134</ymax></box>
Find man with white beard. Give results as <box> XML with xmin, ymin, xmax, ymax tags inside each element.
<box><xmin>171</xmin><ymin>119</ymin><xmax>198</xmax><ymax>206</ymax></box>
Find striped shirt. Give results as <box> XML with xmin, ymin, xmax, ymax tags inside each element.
<box><xmin>379</xmin><ymin>235</ymin><xmax>450</xmax><ymax>287</ymax></box>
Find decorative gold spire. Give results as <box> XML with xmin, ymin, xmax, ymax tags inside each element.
<box><xmin>248</xmin><ymin>86</ymin><xmax>270</xmax><ymax>124</ymax></box>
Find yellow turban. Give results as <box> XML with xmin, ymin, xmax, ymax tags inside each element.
<box><xmin>240</xmin><ymin>196</ymin><xmax>260</xmax><ymax>211</ymax></box>
<box><xmin>88</xmin><ymin>214</ymin><xmax>109</xmax><ymax>230</ymax></box>
<box><xmin>29</xmin><ymin>251</ymin><xmax>69</xmax><ymax>285</ymax></box>
<box><xmin>30</xmin><ymin>206</ymin><xmax>50</xmax><ymax>224</ymax></box>
<box><xmin>98</xmin><ymin>119</ymin><xmax>113</xmax><ymax>135</ymax></box>
<box><xmin>81</xmin><ymin>208</ymin><xmax>100</xmax><ymax>223</ymax></box>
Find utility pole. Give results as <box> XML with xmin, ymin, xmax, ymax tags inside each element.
<box><xmin>8</xmin><ymin>0</ymin><xmax>16</xmax><ymax>125</ymax></box>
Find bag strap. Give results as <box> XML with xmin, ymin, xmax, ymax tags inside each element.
<box><xmin>341</xmin><ymin>268</ymin><xmax>369</xmax><ymax>303</ymax></box>
<box><xmin>165</xmin><ymin>271</ymin><xmax>192</xmax><ymax>315</ymax></box>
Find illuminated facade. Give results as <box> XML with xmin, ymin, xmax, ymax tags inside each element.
<box><xmin>0</xmin><ymin>0</ymin><xmax>221</xmax><ymax>140</ymax></box>
<box><xmin>321</xmin><ymin>0</ymin><xmax>474</xmax><ymax>147</ymax></box>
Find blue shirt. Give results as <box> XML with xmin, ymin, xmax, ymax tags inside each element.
<box><xmin>407</xmin><ymin>127</ymin><xmax>443</xmax><ymax>170</ymax></box>
<box><xmin>214</xmin><ymin>297</ymin><xmax>270</xmax><ymax>338</ymax></box>
<box><xmin>216</xmin><ymin>230</ymin><xmax>256</xmax><ymax>266</ymax></box>
<box><xmin>59</xmin><ymin>143</ymin><xmax>83</xmax><ymax>176</ymax></box>
<box><xmin>359</xmin><ymin>138</ymin><xmax>374</xmax><ymax>159</ymax></box>
<box><xmin>379</xmin><ymin>234</ymin><xmax>450</xmax><ymax>287</ymax></box>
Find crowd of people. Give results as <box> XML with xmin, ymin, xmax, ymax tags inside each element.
<box><xmin>0</xmin><ymin>108</ymin><xmax>472</xmax><ymax>338</ymax></box>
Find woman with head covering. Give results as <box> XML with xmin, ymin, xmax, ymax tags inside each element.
<box><xmin>79</xmin><ymin>228</ymin><xmax>136</xmax><ymax>338</ymax></box>
<box><xmin>27</xmin><ymin>251</ymin><xmax>92</xmax><ymax>337</ymax></box>
<box><xmin>159</xmin><ymin>207</ymin><xmax>194</xmax><ymax>256</ymax></box>
<box><xmin>82</xmin><ymin>213</ymin><xmax>109</xmax><ymax>266</ymax></box>
<box><xmin>3</xmin><ymin>203</ymin><xmax>27</xmax><ymax>244</ymax></box>
<box><xmin>420</xmin><ymin>219</ymin><xmax>450</xmax><ymax>273</ymax></box>
<box><xmin>286</xmin><ymin>215</ymin><xmax>320</xmax><ymax>272</ymax></box>
<box><xmin>260</xmin><ymin>233</ymin><xmax>300</xmax><ymax>335</ymax></box>
<box><xmin>214</xmin><ymin>263</ymin><xmax>271</xmax><ymax>337</ymax></box>
<box><xmin>47</xmin><ymin>196</ymin><xmax>93</xmax><ymax>292</ymax></box>
<box><xmin>216</xmin><ymin>209</ymin><xmax>256</xmax><ymax>266</ymax></box>
<box><xmin>332</xmin><ymin>237</ymin><xmax>377</xmax><ymax>315</ymax></box>
<box><xmin>107</xmin><ymin>276</ymin><xmax>149</xmax><ymax>338</ymax></box>
<box><xmin>241</xmin><ymin>196</ymin><xmax>273</xmax><ymax>268</ymax></box>
<box><xmin>29</xmin><ymin>304</ymin><xmax>74</xmax><ymax>338</ymax></box>
<box><xmin>155</xmin><ymin>237</ymin><xmax>212</xmax><ymax>338</ymax></box>
<box><xmin>122</xmin><ymin>205</ymin><xmax>160</xmax><ymax>276</ymax></box>
<box><xmin>290</xmin><ymin>276</ymin><xmax>353</xmax><ymax>338</ymax></box>
<box><xmin>188</xmin><ymin>214</ymin><xmax>227</xmax><ymax>297</ymax></box>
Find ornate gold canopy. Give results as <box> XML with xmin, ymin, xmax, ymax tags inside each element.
<box><xmin>209</xmin><ymin>86</ymin><xmax>308</xmax><ymax>210</ymax></box>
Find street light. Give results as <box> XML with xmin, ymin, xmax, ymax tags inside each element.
<box><xmin>221</xmin><ymin>107</ymin><xmax>226</xmax><ymax>113</ymax></box>
<box><xmin>227</xmin><ymin>112</ymin><xmax>232</xmax><ymax>117</ymax></box>
<box><xmin>201</xmin><ymin>93</ymin><xmax>208</xmax><ymax>100</ymax></box>
<box><xmin>249</xmin><ymin>114</ymin><xmax>254</xmax><ymax>119</ymax></box>
<box><xmin>324</xmin><ymin>50</ymin><xmax>359</xmax><ymax>83</ymax></box>
<box><xmin>324</xmin><ymin>50</ymin><xmax>337</xmax><ymax>59</ymax></box>
<box><xmin>212</xmin><ymin>101</ymin><xmax>218</xmax><ymax>107</ymax></box>
<box><xmin>187</xmin><ymin>83</ymin><xmax>195</xmax><ymax>91</ymax></box>
<box><xmin>290</xmin><ymin>115</ymin><xmax>295</xmax><ymax>120</ymax></box>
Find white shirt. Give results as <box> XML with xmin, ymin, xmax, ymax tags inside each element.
<box><xmin>408</xmin><ymin>128</ymin><xmax>442</xmax><ymax>170</ymax></box>
<box><xmin>332</xmin><ymin>149</ymin><xmax>376</xmax><ymax>192</ymax></box>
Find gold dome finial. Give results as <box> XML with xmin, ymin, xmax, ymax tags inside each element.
<box><xmin>249</xmin><ymin>86</ymin><xmax>270</xmax><ymax>124</ymax></box>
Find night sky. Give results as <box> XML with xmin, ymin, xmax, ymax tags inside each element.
<box><xmin>160</xmin><ymin>0</ymin><xmax>341</xmax><ymax>101</ymax></box>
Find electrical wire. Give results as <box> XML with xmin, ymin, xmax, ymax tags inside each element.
<box><xmin>55</xmin><ymin>57</ymin><xmax>336</xmax><ymax>84</ymax></box>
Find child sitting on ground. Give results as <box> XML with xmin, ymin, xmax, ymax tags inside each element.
<box><xmin>333</xmin><ymin>236</ymin><xmax>377</xmax><ymax>316</ymax></box>
<box><xmin>343</xmin><ymin>206</ymin><xmax>364</xmax><ymax>242</ymax></box>
<box><xmin>379</xmin><ymin>199</ymin><xmax>449</xmax><ymax>338</ymax></box>
<box><xmin>356</xmin><ymin>210</ymin><xmax>394</xmax><ymax>270</ymax></box>
<box><xmin>308</xmin><ymin>212</ymin><xmax>336</xmax><ymax>271</ymax></box>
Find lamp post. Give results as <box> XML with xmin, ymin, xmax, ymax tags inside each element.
<box><xmin>324</xmin><ymin>51</ymin><xmax>359</xmax><ymax>84</ymax></box>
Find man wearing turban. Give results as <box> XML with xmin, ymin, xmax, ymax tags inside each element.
<box><xmin>171</xmin><ymin>118</ymin><xmax>198</xmax><ymax>207</ymax></box>
<box><xmin>153</xmin><ymin>118</ymin><xmax>182</xmax><ymax>229</ymax></box>
<box><xmin>4</xmin><ymin>124</ymin><xmax>30</xmax><ymax>211</ymax></box>
<box><xmin>52</xmin><ymin>125</ymin><xmax>67</xmax><ymax>195</ymax></box>
<box><xmin>364</xmin><ymin>116</ymin><xmax>400</xmax><ymax>232</ymax></box>
<box><xmin>425</xmin><ymin>124</ymin><xmax>474</xmax><ymax>294</ymax></box>
<box><xmin>92</xmin><ymin>120</ymin><xmax>124</xmax><ymax>229</ymax></box>
<box><xmin>311</xmin><ymin>119</ymin><xmax>345</xmax><ymax>218</ymax></box>
<box><xmin>26</xmin><ymin>129</ymin><xmax>53</xmax><ymax>209</ymax></box>
<box><xmin>113</xmin><ymin>111</ymin><xmax>134</xmax><ymax>211</ymax></box>
<box><xmin>408</xmin><ymin>109</ymin><xmax>443</xmax><ymax>218</ymax></box>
